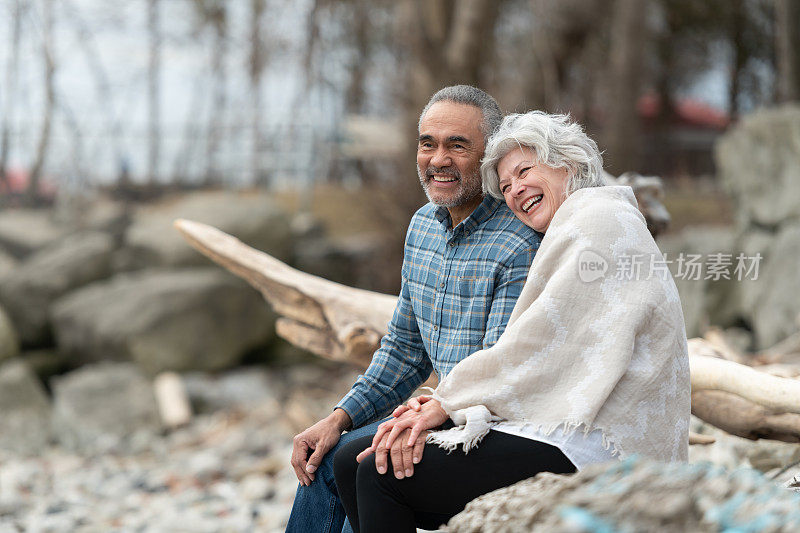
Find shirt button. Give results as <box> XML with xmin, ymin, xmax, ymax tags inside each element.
<box><xmin>449</xmin><ymin>242</ymin><xmax>455</xmax><ymax>247</ymax></box>
<box><xmin>433</xmin><ymin>325</ymin><xmax>438</xmax><ymax>331</ymax></box>
<box><xmin>439</xmin><ymin>282</ymin><xmax>445</xmax><ymax>288</ymax></box>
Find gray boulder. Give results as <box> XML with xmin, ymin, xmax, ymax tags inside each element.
<box><xmin>118</xmin><ymin>190</ymin><xmax>292</xmax><ymax>270</ymax></box>
<box><xmin>293</xmin><ymin>234</ymin><xmax>383</xmax><ymax>289</ymax></box>
<box><xmin>51</xmin><ymin>268</ymin><xmax>275</xmax><ymax>375</ymax></box>
<box><xmin>695</xmin><ymin>223</ymin><xmax>800</xmax><ymax>350</ymax></box>
<box><xmin>710</xmin><ymin>105</ymin><xmax>800</xmax><ymax>349</ymax></box>
<box><xmin>0</xmin><ymin>247</ymin><xmax>17</xmax><ymax>277</ymax></box>
<box><xmin>656</xmin><ymin>226</ymin><xmax>736</xmax><ymax>337</ymax></box>
<box><xmin>0</xmin><ymin>305</ymin><xmax>20</xmax><ymax>362</ymax></box>
<box><xmin>51</xmin><ymin>362</ymin><xmax>160</xmax><ymax>453</ymax></box>
<box><xmin>734</xmin><ymin>228</ymin><xmax>775</xmax><ymax>319</ymax></box>
<box><xmin>0</xmin><ymin>359</ymin><xmax>52</xmax><ymax>454</ymax></box>
<box><xmin>0</xmin><ymin>208</ymin><xmax>68</xmax><ymax>258</ymax></box>
<box><xmin>0</xmin><ymin>231</ymin><xmax>115</xmax><ymax>346</ymax></box>
<box><xmin>716</xmin><ymin>104</ymin><xmax>800</xmax><ymax>228</ymax></box>
<box><xmin>447</xmin><ymin>457</ymin><xmax>800</xmax><ymax>532</ymax></box>
<box><xmin>23</xmin><ymin>349</ymin><xmax>66</xmax><ymax>382</ymax></box>
<box><xmin>182</xmin><ymin>367</ymin><xmax>279</xmax><ymax>413</ymax></box>
<box><xmin>53</xmin><ymin>195</ymin><xmax>130</xmax><ymax>240</ymax></box>
<box><xmin>748</xmin><ymin>222</ymin><xmax>800</xmax><ymax>349</ymax></box>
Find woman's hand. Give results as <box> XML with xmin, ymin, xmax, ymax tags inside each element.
<box><xmin>387</xmin><ymin>396</ymin><xmax>447</xmax><ymax>447</ymax></box>
<box><xmin>357</xmin><ymin>426</ymin><xmax>429</xmax><ymax>479</ymax></box>
<box><xmin>389</xmin><ymin>394</ymin><xmax>436</xmax><ymax>419</ymax></box>
<box><xmin>355</xmin><ymin>396</ymin><xmax>448</xmax><ymax>478</ymax></box>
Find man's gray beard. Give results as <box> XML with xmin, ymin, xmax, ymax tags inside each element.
<box><xmin>417</xmin><ymin>164</ymin><xmax>483</xmax><ymax>208</ymax></box>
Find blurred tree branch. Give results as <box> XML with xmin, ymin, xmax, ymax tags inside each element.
<box><xmin>248</xmin><ymin>0</ymin><xmax>266</xmax><ymax>185</ymax></box>
<box><xmin>27</xmin><ymin>0</ymin><xmax>55</xmax><ymax>207</ymax></box>
<box><xmin>775</xmin><ymin>0</ymin><xmax>800</xmax><ymax>102</ymax></box>
<box><xmin>605</xmin><ymin>0</ymin><xmax>646</xmax><ymax>173</ymax></box>
<box><xmin>0</xmin><ymin>0</ymin><xmax>23</xmax><ymax>196</ymax></box>
<box><xmin>191</xmin><ymin>0</ymin><xmax>228</xmax><ymax>186</ymax></box>
<box><xmin>147</xmin><ymin>0</ymin><xmax>161</xmax><ymax>185</ymax></box>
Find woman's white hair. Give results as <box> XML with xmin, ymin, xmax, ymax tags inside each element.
<box><xmin>481</xmin><ymin>111</ymin><xmax>605</xmax><ymax>199</ymax></box>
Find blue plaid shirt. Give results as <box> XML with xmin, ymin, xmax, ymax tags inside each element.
<box><xmin>337</xmin><ymin>195</ymin><xmax>543</xmax><ymax>429</ymax></box>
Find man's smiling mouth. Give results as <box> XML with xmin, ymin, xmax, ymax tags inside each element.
<box><xmin>522</xmin><ymin>194</ymin><xmax>543</xmax><ymax>213</ymax></box>
<box><xmin>432</xmin><ymin>175</ymin><xmax>458</xmax><ymax>183</ymax></box>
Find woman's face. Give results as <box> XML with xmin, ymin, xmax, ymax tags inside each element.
<box><xmin>497</xmin><ymin>146</ymin><xmax>569</xmax><ymax>232</ymax></box>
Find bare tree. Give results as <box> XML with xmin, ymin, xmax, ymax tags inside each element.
<box><xmin>604</xmin><ymin>0</ymin><xmax>647</xmax><ymax>174</ymax></box>
<box><xmin>172</xmin><ymin>68</ymin><xmax>207</xmax><ymax>184</ymax></box>
<box><xmin>775</xmin><ymin>0</ymin><xmax>800</xmax><ymax>102</ymax></box>
<box><xmin>63</xmin><ymin>0</ymin><xmax>127</xmax><ymax>184</ymax></box>
<box><xmin>248</xmin><ymin>0</ymin><xmax>266</xmax><ymax>185</ymax></box>
<box><xmin>55</xmin><ymin>94</ymin><xmax>87</xmax><ymax>191</ymax></box>
<box><xmin>192</xmin><ymin>0</ymin><xmax>228</xmax><ymax>186</ymax></box>
<box><xmin>727</xmin><ymin>0</ymin><xmax>747</xmax><ymax>118</ymax></box>
<box><xmin>305</xmin><ymin>0</ymin><xmax>379</xmax><ymax>184</ymax></box>
<box><xmin>0</xmin><ymin>0</ymin><xmax>25</xmax><ymax>194</ymax></box>
<box><xmin>395</xmin><ymin>0</ymin><xmax>502</xmax><ymax>112</ymax></box>
<box><xmin>27</xmin><ymin>0</ymin><xmax>56</xmax><ymax>206</ymax></box>
<box><xmin>343</xmin><ymin>0</ymin><xmax>378</xmax><ymax>184</ymax></box>
<box><xmin>392</xmin><ymin>0</ymin><xmax>504</xmax><ymax>189</ymax></box>
<box><xmin>524</xmin><ymin>0</ymin><xmax>605</xmax><ymax>112</ymax></box>
<box><xmin>343</xmin><ymin>0</ymin><xmax>370</xmax><ymax>114</ymax></box>
<box><xmin>147</xmin><ymin>0</ymin><xmax>161</xmax><ymax>185</ymax></box>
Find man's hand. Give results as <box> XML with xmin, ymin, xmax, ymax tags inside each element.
<box><xmin>355</xmin><ymin>396</ymin><xmax>448</xmax><ymax>478</ymax></box>
<box><xmin>291</xmin><ymin>408</ymin><xmax>351</xmax><ymax>486</ymax></box>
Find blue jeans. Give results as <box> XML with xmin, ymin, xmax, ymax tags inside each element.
<box><xmin>285</xmin><ymin>419</ymin><xmax>384</xmax><ymax>533</ymax></box>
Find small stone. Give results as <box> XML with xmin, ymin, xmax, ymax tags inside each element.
<box><xmin>188</xmin><ymin>451</ymin><xmax>224</xmax><ymax>484</ymax></box>
<box><xmin>240</xmin><ymin>474</ymin><xmax>274</xmax><ymax>501</ymax></box>
<box><xmin>0</xmin><ymin>359</ymin><xmax>52</xmax><ymax>454</ymax></box>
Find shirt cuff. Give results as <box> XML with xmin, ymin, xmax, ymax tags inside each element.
<box><xmin>336</xmin><ymin>391</ymin><xmax>376</xmax><ymax>430</ymax></box>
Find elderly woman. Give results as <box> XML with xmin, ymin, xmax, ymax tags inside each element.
<box><xmin>333</xmin><ymin>111</ymin><xmax>690</xmax><ymax>533</ymax></box>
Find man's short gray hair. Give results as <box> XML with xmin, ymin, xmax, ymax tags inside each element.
<box><xmin>418</xmin><ymin>85</ymin><xmax>502</xmax><ymax>143</ymax></box>
<box><xmin>481</xmin><ymin>111</ymin><xmax>605</xmax><ymax>199</ymax></box>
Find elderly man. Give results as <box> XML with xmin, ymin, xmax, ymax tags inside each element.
<box><xmin>286</xmin><ymin>85</ymin><xmax>541</xmax><ymax>533</ymax></box>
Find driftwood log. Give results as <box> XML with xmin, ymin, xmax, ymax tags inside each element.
<box><xmin>691</xmin><ymin>390</ymin><xmax>800</xmax><ymax>442</ymax></box>
<box><xmin>175</xmin><ymin>219</ymin><xmax>395</xmax><ymax>369</ymax></box>
<box><xmin>175</xmin><ymin>219</ymin><xmax>800</xmax><ymax>443</ymax></box>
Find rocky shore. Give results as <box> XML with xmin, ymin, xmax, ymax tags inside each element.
<box><xmin>3</xmin><ymin>361</ymin><xmax>800</xmax><ymax>533</ymax></box>
<box><xmin>0</xmin><ymin>363</ymin><xmax>359</xmax><ymax>533</ymax></box>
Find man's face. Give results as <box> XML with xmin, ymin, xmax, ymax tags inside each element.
<box><xmin>417</xmin><ymin>102</ymin><xmax>485</xmax><ymax>208</ymax></box>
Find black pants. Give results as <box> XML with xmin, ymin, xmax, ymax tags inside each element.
<box><xmin>333</xmin><ymin>430</ymin><xmax>576</xmax><ymax>533</ymax></box>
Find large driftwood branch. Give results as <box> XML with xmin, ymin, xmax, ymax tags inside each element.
<box><xmin>175</xmin><ymin>219</ymin><xmax>395</xmax><ymax>368</ymax></box>
<box><xmin>701</xmin><ymin>327</ymin><xmax>748</xmax><ymax>365</ymax></box>
<box><xmin>757</xmin><ymin>330</ymin><xmax>800</xmax><ymax>365</ymax></box>
<box><xmin>689</xmin><ymin>341</ymin><xmax>800</xmax><ymax>415</ymax></box>
<box><xmin>175</xmin><ymin>219</ymin><xmax>800</xmax><ymax>442</ymax></box>
<box><xmin>692</xmin><ymin>390</ymin><xmax>800</xmax><ymax>442</ymax></box>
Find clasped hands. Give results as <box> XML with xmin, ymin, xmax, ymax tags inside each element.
<box><xmin>355</xmin><ymin>395</ymin><xmax>448</xmax><ymax>479</ymax></box>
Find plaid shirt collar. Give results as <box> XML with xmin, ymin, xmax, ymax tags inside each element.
<box><xmin>433</xmin><ymin>194</ymin><xmax>503</xmax><ymax>240</ymax></box>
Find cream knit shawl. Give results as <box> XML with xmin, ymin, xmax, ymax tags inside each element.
<box><xmin>427</xmin><ymin>186</ymin><xmax>690</xmax><ymax>462</ymax></box>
